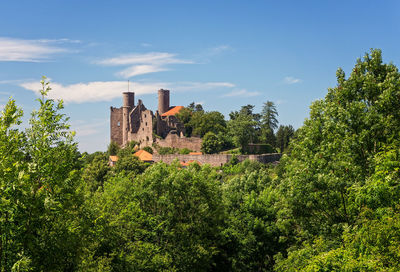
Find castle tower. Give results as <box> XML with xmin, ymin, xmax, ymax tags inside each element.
<box><xmin>158</xmin><ymin>89</ymin><xmax>170</xmax><ymax>115</ymax></box>
<box><xmin>122</xmin><ymin>92</ymin><xmax>135</xmax><ymax>146</ymax></box>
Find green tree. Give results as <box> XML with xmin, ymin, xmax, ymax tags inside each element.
<box><xmin>260</xmin><ymin>101</ymin><xmax>278</xmax><ymax>146</ymax></box>
<box><xmin>0</xmin><ymin>77</ymin><xmax>83</xmax><ymax>271</ymax></box>
<box><xmin>201</xmin><ymin>131</ymin><xmax>222</xmax><ymax>154</ymax></box>
<box><xmin>275</xmin><ymin>125</ymin><xmax>295</xmax><ymax>152</ymax></box>
<box><xmin>190</xmin><ymin>111</ymin><xmax>227</xmax><ymax>137</ymax></box>
<box><xmin>228</xmin><ymin>111</ymin><xmax>257</xmax><ymax>152</ymax></box>
<box><xmin>82</xmin><ymin>163</ymin><xmax>225</xmax><ymax>271</ymax></box>
<box><xmin>276</xmin><ymin>49</ymin><xmax>400</xmax><ymax>270</ymax></box>
<box><xmin>107</xmin><ymin>141</ymin><xmax>120</xmax><ymax>156</ymax></box>
<box><xmin>218</xmin><ymin>165</ymin><xmax>289</xmax><ymax>271</ymax></box>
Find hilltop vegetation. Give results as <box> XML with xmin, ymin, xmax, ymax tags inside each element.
<box><xmin>1</xmin><ymin>49</ymin><xmax>400</xmax><ymax>271</ymax></box>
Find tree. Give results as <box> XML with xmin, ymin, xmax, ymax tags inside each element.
<box><xmin>275</xmin><ymin>125</ymin><xmax>295</xmax><ymax>152</ymax></box>
<box><xmin>228</xmin><ymin>110</ymin><xmax>257</xmax><ymax>152</ymax></box>
<box><xmin>201</xmin><ymin>132</ymin><xmax>222</xmax><ymax>154</ymax></box>
<box><xmin>277</xmin><ymin>49</ymin><xmax>400</xmax><ymax>266</ymax></box>
<box><xmin>107</xmin><ymin>141</ymin><xmax>120</xmax><ymax>156</ymax></box>
<box><xmin>0</xmin><ymin>77</ymin><xmax>83</xmax><ymax>271</ymax></box>
<box><xmin>218</xmin><ymin>166</ymin><xmax>289</xmax><ymax>271</ymax></box>
<box><xmin>81</xmin><ymin>163</ymin><xmax>225</xmax><ymax>271</ymax></box>
<box><xmin>260</xmin><ymin>101</ymin><xmax>278</xmax><ymax>146</ymax></box>
<box><xmin>190</xmin><ymin>111</ymin><xmax>227</xmax><ymax>137</ymax></box>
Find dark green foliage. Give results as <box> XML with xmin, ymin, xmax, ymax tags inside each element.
<box><xmin>260</xmin><ymin>101</ymin><xmax>278</xmax><ymax>146</ymax></box>
<box><xmin>4</xmin><ymin>50</ymin><xmax>400</xmax><ymax>271</ymax></box>
<box><xmin>81</xmin><ymin>152</ymin><xmax>110</xmax><ymax>192</ymax></box>
<box><xmin>275</xmin><ymin>125</ymin><xmax>294</xmax><ymax>153</ymax></box>
<box><xmin>83</xmin><ymin>163</ymin><xmax>225</xmax><ymax>271</ymax></box>
<box><xmin>178</xmin><ymin>147</ymin><xmax>192</xmax><ymax>154</ymax></box>
<box><xmin>219</xmin><ymin>168</ymin><xmax>288</xmax><ymax>271</ymax></box>
<box><xmin>142</xmin><ymin>146</ymin><xmax>153</xmax><ymax>154</ymax></box>
<box><xmin>243</xmin><ymin>143</ymin><xmax>275</xmax><ymax>154</ymax></box>
<box><xmin>157</xmin><ymin>146</ymin><xmax>178</xmax><ymax>155</ymax></box>
<box><xmin>114</xmin><ymin>147</ymin><xmax>148</xmax><ymax>177</ymax></box>
<box><xmin>107</xmin><ymin>141</ymin><xmax>120</xmax><ymax>155</ymax></box>
<box><xmin>201</xmin><ymin>131</ymin><xmax>222</xmax><ymax>154</ymax></box>
<box><xmin>0</xmin><ymin>77</ymin><xmax>83</xmax><ymax>271</ymax></box>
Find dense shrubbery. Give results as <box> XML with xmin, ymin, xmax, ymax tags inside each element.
<box><xmin>2</xmin><ymin>49</ymin><xmax>400</xmax><ymax>271</ymax></box>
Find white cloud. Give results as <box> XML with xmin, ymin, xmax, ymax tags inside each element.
<box><xmin>221</xmin><ymin>89</ymin><xmax>260</xmax><ymax>97</ymax></box>
<box><xmin>209</xmin><ymin>45</ymin><xmax>233</xmax><ymax>55</ymax></box>
<box><xmin>0</xmin><ymin>37</ymin><xmax>73</xmax><ymax>62</ymax></box>
<box><xmin>118</xmin><ymin>64</ymin><xmax>168</xmax><ymax>77</ymax></box>
<box><xmin>19</xmin><ymin>80</ymin><xmax>235</xmax><ymax>103</ymax></box>
<box><xmin>97</xmin><ymin>52</ymin><xmax>193</xmax><ymax>78</ymax></box>
<box><xmin>284</xmin><ymin>76</ymin><xmax>302</xmax><ymax>84</ymax></box>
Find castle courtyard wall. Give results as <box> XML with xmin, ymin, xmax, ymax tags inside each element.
<box><xmin>152</xmin><ymin>153</ymin><xmax>282</xmax><ymax>167</ymax></box>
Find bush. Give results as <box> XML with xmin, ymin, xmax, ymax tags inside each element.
<box><xmin>142</xmin><ymin>146</ymin><xmax>153</xmax><ymax>154</ymax></box>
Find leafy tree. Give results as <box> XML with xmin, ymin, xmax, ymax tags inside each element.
<box><xmin>0</xmin><ymin>77</ymin><xmax>83</xmax><ymax>271</ymax></box>
<box><xmin>81</xmin><ymin>152</ymin><xmax>110</xmax><ymax>192</ymax></box>
<box><xmin>201</xmin><ymin>131</ymin><xmax>222</xmax><ymax>154</ymax></box>
<box><xmin>82</xmin><ymin>163</ymin><xmax>225</xmax><ymax>271</ymax></box>
<box><xmin>0</xmin><ymin>99</ymin><xmax>26</xmax><ymax>270</ymax></box>
<box><xmin>276</xmin><ymin>49</ymin><xmax>400</xmax><ymax>270</ymax></box>
<box><xmin>218</xmin><ymin>166</ymin><xmax>288</xmax><ymax>271</ymax></box>
<box><xmin>114</xmin><ymin>147</ymin><xmax>147</xmax><ymax>178</ymax></box>
<box><xmin>228</xmin><ymin>111</ymin><xmax>257</xmax><ymax>152</ymax></box>
<box><xmin>275</xmin><ymin>125</ymin><xmax>295</xmax><ymax>152</ymax></box>
<box><xmin>190</xmin><ymin>111</ymin><xmax>227</xmax><ymax>137</ymax></box>
<box><xmin>107</xmin><ymin>141</ymin><xmax>120</xmax><ymax>156</ymax></box>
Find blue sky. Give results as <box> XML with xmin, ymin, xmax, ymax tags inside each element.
<box><xmin>1</xmin><ymin>1</ymin><xmax>399</xmax><ymax>152</ymax></box>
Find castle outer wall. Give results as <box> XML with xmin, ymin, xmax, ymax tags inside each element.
<box><xmin>152</xmin><ymin>153</ymin><xmax>282</xmax><ymax>167</ymax></box>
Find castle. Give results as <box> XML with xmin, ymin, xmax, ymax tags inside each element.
<box><xmin>110</xmin><ymin>89</ymin><xmax>202</xmax><ymax>151</ymax></box>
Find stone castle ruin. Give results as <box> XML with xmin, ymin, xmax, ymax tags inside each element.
<box><xmin>110</xmin><ymin>89</ymin><xmax>202</xmax><ymax>151</ymax></box>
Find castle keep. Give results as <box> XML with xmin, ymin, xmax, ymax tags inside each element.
<box><xmin>110</xmin><ymin>89</ymin><xmax>202</xmax><ymax>151</ymax></box>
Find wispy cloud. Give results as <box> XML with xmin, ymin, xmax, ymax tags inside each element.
<box><xmin>209</xmin><ymin>45</ymin><xmax>233</xmax><ymax>55</ymax></box>
<box><xmin>0</xmin><ymin>37</ymin><xmax>76</xmax><ymax>62</ymax></box>
<box><xmin>284</xmin><ymin>76</ymin><xmax>302</xmax><ymax>84</ymax></box>
<box><xmin>221</xmin><ymin>89</ymin><xmax>260</xmax><ymax>97</ymax></box>
<box><xmin>97</xmin><ymin>52</ymin><xmax>193</xmax><ymax>78</ymax></box>
<box><xmin>19</xmin><ymin>80</ymin><xmax>235</xmax><ymax>103</ymax></box>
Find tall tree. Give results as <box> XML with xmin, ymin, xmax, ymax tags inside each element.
<box><xmin>260</xmin><ymin>101</ymin><xmax>278</xmax><ymax>146</ymax></box>
<box><xmin>279</xmin><ymin>49</ymin><xmax>400</xmax><ymax>246</ymax></box>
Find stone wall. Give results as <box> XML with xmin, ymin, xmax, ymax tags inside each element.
<box><xmin>110</xmin><ymin>107</ymin><xmax>123</xmax><ymax>146</ymax></box>
<box><xmin>152</xmin><ymin>153</ymin><xmax>282</xmax><ymax>167</ymax></box>
<box><xmin>130</xmin><ymin>109</ymin><xmax>154</xmax><ymax>148</ymax></box>
<box><xmin>155</xmin><ymin>133</ymin><xmax>202</xmax><ymax>151</ymax></box>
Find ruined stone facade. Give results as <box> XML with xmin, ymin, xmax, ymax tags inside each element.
<box><xmin>110</xmin><ymin>89</ymin><xmax>202</xmax><ymax>151</ymax></box>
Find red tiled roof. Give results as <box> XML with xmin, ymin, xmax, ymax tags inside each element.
<box><xmin>189</xmin><ymin>152</ymin><xmax>202</xmax><ymax>155</ymax></box>
<box><xmin>134</xmin><ymin>150</ymin><xmax>153</xmax><ymax>161</ymax></box>
<box><xmin>109</xmin><ymin>155</ymin><xmax>119</xmax><ymax>162</ymax></box>
<box><xmin>161</xmin><ymin>106</ymin><xmax>184</xmax><ymax>117</ymax></box>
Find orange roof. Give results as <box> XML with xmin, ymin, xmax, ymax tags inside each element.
<box><xmin>109</xmin><ymin>155</ymin><xmax>119</xmax><ymax>162</ymax></box>
<box><xmin>134</xmin><ymin>150</ymin><xmax>153</xmax><ymax>161</ymax></box>
<box><xmin>189</xmin><ymin>152</ymin><xmax>202</xmax><ymax>155</ymax></box>
<box><xmin>161</xmin><ymin>106</ymin><xmax>184</xmax><ymax>117</ymax></box>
